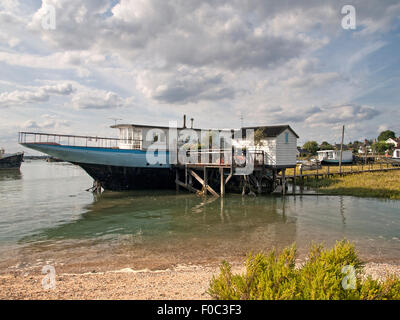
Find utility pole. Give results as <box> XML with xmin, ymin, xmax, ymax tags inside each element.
<box><xmin>339</xmin><ymin>125</ymin><xmax>345</xmax><ymax>174</ymax></box>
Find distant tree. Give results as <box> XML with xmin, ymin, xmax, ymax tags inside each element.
<box><xmin>377</xmin><ymin>130</ymin><xmax>396</xmax><ymax>142</ymax></box>
<box><xmin>375</xmin><ymin>142</ymin><xmax>389</xmax><ymax>154</ymax></box>
<box><xmin>319</xmin><ymin>141</ymin><xmax>333</xmax><ymax>150</ymax></box>
<box><xmin>303</xmin><ymin>141</ymin><xmax>319</xmax><ymax>155</ymax></box>
<box><xmin>254</xmin><ymin>128</ymin><xmax>266</xmax><ymax>148</ymax></box>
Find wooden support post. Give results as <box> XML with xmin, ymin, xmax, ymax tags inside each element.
<box><xmin>175</xmin><ymin>179</ymin><xmax>200</xmax><ymax>194</ymax></box>
<box><xmin>293</xmin><ymin>166</ymin><xmax>297</xmax><ymax>195</ymax></box>
<box><xmin>282</xmin><ymin>169</ymin><xmax>286</xmax><ymax>196</ymax></box>
<box><xmin>220</xmin><ymin>167</ymin><xmax>225</xmax><ymax>197</ymax></box>
<box><xmin>176</xmin><ymin>169</ymin><xmax>180</xmax><ymax>192</ymax></box>
<box><xmin>188</xmin><ymin>169</ymin><xmax>219</xmax><ymax>197</ymax></box>
<box><xmin>203</xmin><ymin>167</ymin><xmax>208</xmax><ymax>195</ymax></box>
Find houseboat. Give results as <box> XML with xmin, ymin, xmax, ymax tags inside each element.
<box><xmin>19</xmin><ymin>118</ymin><xmax>299</xmax><ymax>193</ymax></box>
<box><xmin>392</xmin><ymin>149</ymin><xmax>400</xmax><ymax>166</ymax></box>
<box><xmin>0</xmin><ymin>148</ymin><xmax>24</xmax><ymax>169</ymax></box>
<box><xmin>317</xmin><ymin>150</ymin><xmax>353</xmax><ymax>165</ymax></box>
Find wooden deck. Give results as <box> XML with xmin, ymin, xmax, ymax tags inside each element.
<box><xmin>276</xmin><ymin>163</ymin><xmax>400</xmax><ymax>195</ymax></box>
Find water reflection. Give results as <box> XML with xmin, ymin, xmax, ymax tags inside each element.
<box><xmin>339</xmin><ymin>195</ymin><xmax>346</xmax><ymax>226</ymax></box>
<box><xmin>0</xmin><ymin>169</ymin><xmax>21</xmax><ymax>181</ymax></box>
<box><xmin>1</xmin><ymin>162</ymin><xmax>400</xmax><ymax>267</ymax></box>
<box><xmin>20</xmin><ymin>192</ymin><xmax>298</xmax><ymax>253</ymax></box>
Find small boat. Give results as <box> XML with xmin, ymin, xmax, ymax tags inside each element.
<box><xmin>0</xmin><ymin>148</ymin><xmax>24</xmax><ymax>169</ymax></box>
<box><xmin>317</xmin><ymin>150</ymin><xmax>353</xmax><ymax>165</ymax></box>
<box><xmin>299</xmin><ymin>160</ymin><xmax>322</xmax><ymax>171</ymax></box>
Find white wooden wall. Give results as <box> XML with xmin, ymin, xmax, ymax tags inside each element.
<box><xmin>260</xmin><ymin>129</ymin><xmax>297</xmax><ymax>166</ymax></box>
<box><xmin>259</xmin><ymin>138</ymin><xmax>276</xmax><ymax>165</ymax></box>
<box><xmin>275</xmin><ymin>129</ymin><xmax>297</xmax><ymax>166</ymax></box>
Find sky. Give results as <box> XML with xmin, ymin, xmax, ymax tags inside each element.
<box><xmin>1</xmin><ymin>0</ymin><xmax>400</xmax><ymax>154</ymax></box>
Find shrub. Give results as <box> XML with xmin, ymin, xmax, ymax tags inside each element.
<box><xmin>208</xmin><ymin>240</ymin><xmax>400</xmax><ymax>300</ymax></box>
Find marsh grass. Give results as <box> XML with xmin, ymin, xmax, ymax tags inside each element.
<box><xmin>286</xmin><ymin>163</ymin><xmax>397</xmax><ymax>176</ymax></box>
<box><xmin>303</xmin><ymin>171</ymin><xmax>400</xmax><ymax>199</ymax></box>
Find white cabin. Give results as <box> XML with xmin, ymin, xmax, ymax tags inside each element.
<box><xmin>241</xmin><ymin>125</ymin><xmax>299</xmax><ymax>168</ymax></box>
<box><xmin>393</xmin><ymin>149</ymin><xmax>400</xmax><ymax>159</ymax></box>
<box><xmin>317</xmin><ymin>150</ymin><xmax>353</xmax><ymax>162</ymax></box>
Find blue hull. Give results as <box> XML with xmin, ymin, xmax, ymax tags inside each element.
<box><xmin>21</xmin><ymin>143</ymin><xmax>171</xmax><ymax>169</ymax></box>
<box><xmin>321</xmin><ymin>159</ymin><xmax>353</xmax><ymax>165</ymax></box>
<box><xmin>21</xmin><ymin>143</ymin><xmax>174</xmax><ymax>190</ymax></box>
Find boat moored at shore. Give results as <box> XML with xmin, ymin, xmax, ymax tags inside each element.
<box><xmin>18</xmin><ymin>120</ymin><xmax>299</xmax><ymax>193</ymax></box>
<box><xmin>0</xmin><ymin>148</ymin><xmax>24</xmax><ymax>170</ymax></box>
<box><xmin>317</xmin><ymin>150</ymin><xmax>353</xmax><ymax>165</ymax></box>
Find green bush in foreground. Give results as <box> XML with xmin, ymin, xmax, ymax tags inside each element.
<box><xmin>208</xmin><ymin>241</ymin><xmax>400</xmax><ymax>300</ymax></box>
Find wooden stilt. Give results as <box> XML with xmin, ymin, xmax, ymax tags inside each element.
<box><xmin>282</xmin><ymin>169</ymin><xmax>286</xmax><ymax>195</ymax></box>
<box><xmin>220</xmin><ymin>167</ymin><xmax>225</xmax><ymax>197</ymax></box>
<box><xmin>176</xmin><ymin>170</ymin><xmax>179</xmax><ymax>192</ymax></box>
<box><xmin>203</xmin><ymin>167</ymin><xmax>208</xmax><ymax>195</ymax></box>
<box><xmin>188</xmin><ymin>169</ymin><xmax>219</xmax><ymax>197</ymax></box>
<box><xmin>293</xmin><ymin>166</ymin><xmax>296</xmax><ymax>195</ymax></box>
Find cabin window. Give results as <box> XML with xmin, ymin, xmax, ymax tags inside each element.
<box><xmin>285</xmin><ymin>132</ymin><xmax>289</xmax><ymax>144</ymax></box>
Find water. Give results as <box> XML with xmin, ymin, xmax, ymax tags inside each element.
<box><xmin>0</xmin><ymin>161</ymin><xmax>399</xmax><ymax>272</ymax></box>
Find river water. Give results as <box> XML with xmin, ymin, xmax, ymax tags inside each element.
<box><xmin>0</xmin><ymin>161</ymin><xmax>399</xmax><ymax>272</ymax></box>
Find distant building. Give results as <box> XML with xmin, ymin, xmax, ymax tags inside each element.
<box><xmin>386</xmin><ymin>138</ymin><xmax>400</xmax><ymax>148</ymax></box>
<box><xmin>358</xmin><ymin>145</ymin><xmax>373</xmax><ymax>154</ymax></box>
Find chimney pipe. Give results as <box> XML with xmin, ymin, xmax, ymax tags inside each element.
<box><xmin>190</xmin><ymin>118</ymin><xmax>194</xmax><ymax>129</ymax></box>
<box><xmin>183</xmin><ymin>115</ymin><xmax>186</xmax><ymax>128</ymax></box>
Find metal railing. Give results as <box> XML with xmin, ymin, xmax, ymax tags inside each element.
<box><xmin>18</xmin><ymin>132</ymin><xmax>143</xmax><ymax>150</ymax></box>
<box><xmin>177</xmin><ymin>148</ymin><xmax>267</xmax><ymax>167</ymax></box>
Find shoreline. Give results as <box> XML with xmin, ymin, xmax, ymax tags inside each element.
<box><xmin>300</xmin><ymin>170</ymin><xmax>400</xmax><ymax>200</ymax></box>
<box><xmin>1</xmin><ymin>260</ymin><xmax>400</xmax><ymax>300</ymax></box>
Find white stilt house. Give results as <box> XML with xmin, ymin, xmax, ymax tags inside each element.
<box><xmin>242</xmin><ymin>125</ymin><xmax>299</xmax><ymax>169</ymax></box>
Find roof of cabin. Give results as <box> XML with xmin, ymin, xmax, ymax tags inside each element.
<box><xmin>241</xmin><ymin>125</ymin><xmax>299</xmax><ymax>138</ymax></box>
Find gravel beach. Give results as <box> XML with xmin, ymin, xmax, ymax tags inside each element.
<box><xmin>1</xmin><ymin>262</ymin><xmax>400</xmax><ymax>300</ymax></box>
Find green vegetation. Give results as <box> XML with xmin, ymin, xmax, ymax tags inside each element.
<box><xmin>378</xmin><ymin>130</ymin><xmax>396</xmax><ymax>142</ymax></box>
<box><xmin>208</xmin><ymin>241</ymin><xmax>400</xmax><ymax>300</ymax></box>
<box><xmin>302</xmin><ymin>141</ymin><xmax>319</xmax><ymax>155</ymax></box>
<box><xmin>319</xmin><ymin>141</ymin><xmax>333</xmax><ymax>150</ymax></box>
<box><xmin>254</xmin><ymin>128</ymin><xmax>266</xmax><ymax>147</ymax></box>
<box><xmin>303</xmin><ymin>170</ymin><xmax>400</xmax><ymax>200</ymax></box>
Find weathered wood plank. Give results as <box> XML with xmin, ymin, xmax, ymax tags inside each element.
<box><xmin>188</xmin><ymin>169</ymin><xmax>220</xmax><ymax>197</ymax></box>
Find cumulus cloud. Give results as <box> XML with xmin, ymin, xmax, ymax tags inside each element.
<box><xmin>0</xmin><ymin>83</ymin><xmax>74</xmax><ymax>107</ymax></box>
<box><xmin>137</xmin><ymin>68</ymin><xmax>235</xmax><ymax>104</ymax></box>
<box><xmin>71</xmin><ymin>90</ymin><xmax>128</xmax><ymax>110</ymax></box>
<box><xmin>305</xmin><ymin>104</ymin><xmax>380</xmax><ymax>126</ymax></box>
<box><xmin>1</xmin><ymin>0</ymin><xmax>399</xmax><ymax>147</ymax></box>
<box><xmin>22</xmin><ymin>118</ymin><xmax>70</xmax><ymax>130</ymax></box>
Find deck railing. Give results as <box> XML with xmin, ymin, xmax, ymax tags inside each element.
<box><xmin>178</xmin><ymin>148</ymin><xmax>267</xmax><ymax>167</ymax></box>
<box><xmin>18</xmin><ymin>132</ymin><xmax>142</xmax><ymax>150</ymax></box>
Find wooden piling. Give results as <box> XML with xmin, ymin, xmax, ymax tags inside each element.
<box><xmin>176</xmin><ymin>170</ymin><xmax>180</xmax><ymax>192</ymax></box>
<box><xmin>203</xmin><ymin>167</ymin><xmax>208</xmax><ymax>195</ymax></box>
<box><xmin>293</xmin><ymin>166</ymin><xmax>296</xmax><ymax>195</ymax></box>
<box><xmin>220</xmin><ymin>167</ymin><xmax>225</xmax><ymax>197</ymax></box>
